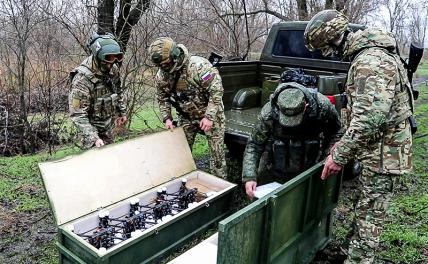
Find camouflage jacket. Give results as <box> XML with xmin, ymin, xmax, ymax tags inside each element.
<box><xmin>242</xmin><ymin>83</ymin><xmax>341</xmax><ymax>181</ymax></box>
<box><xmin>332</xmin><ymin>28</ymin><xmax>413</xmax><ymax>175</ymax></box>
<box><xmin>69</xmin><ymin>55</ymin><xmax>126</xmax><ymax>147</ymax></box>
<box><xmin>155</xmin><ymin>45</ymin><xmax>224</xmax><ymax>122</ymax></box>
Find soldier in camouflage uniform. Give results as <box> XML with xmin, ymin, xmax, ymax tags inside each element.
<box><xmin>243</xmin><ymin>79</ymin><xmax>341</xmax><ymax>198</ymax></box>
<box><xmin>69</xmin><ymin>33</ymin><xmax>127</xmax><ymax>149</ymax></box>
<box><xmin>148</xmin><ymin>37</ymin><xmax>226</xmax><ymax>179</ymax></box>
<box><xmin>304</xmin><ymin>10</ymin><xmax>414</xmax><ymax>263</ymax></box>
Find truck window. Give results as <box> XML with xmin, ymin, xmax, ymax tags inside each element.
<box><xmin>272</xmin><ymin>30</ymin><xmax>341</xmax><ymax>61</ymax></box>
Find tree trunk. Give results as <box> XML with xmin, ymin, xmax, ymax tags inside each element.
<box><xmin>336</xmin><ymin>0</ymin><xmax>347</xmax><ymax>12</ymax></box>
<box><xmin>325</xmin><ymin>0</ymin><xmax>334</xmax><ymax>9</ymax></box>
<box><xmin>97</xmin><ymin>0</ymin><xmax>115</xmax><ymax>34</ymax></box>
<box><xmin>296</xmin><ymin>0</ymin><xmax>308</xmax><ymax>20</ymax></box>
<box><xmin>97</xmin><ymin>0</ymin><xmax>150</xmax><ymax>52</ymax></box>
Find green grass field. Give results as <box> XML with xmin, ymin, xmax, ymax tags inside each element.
<box><xmin>415</xmin><ymin>60</ymin><xmax>428</xmax><ymax>78</ymax></box>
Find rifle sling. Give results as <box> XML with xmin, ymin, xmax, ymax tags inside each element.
<box><xmin>170</xmin><ymin>70</ymin><xmax>192</xmax><ymax>120</ymax></box>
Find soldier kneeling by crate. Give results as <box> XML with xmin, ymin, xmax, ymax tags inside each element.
<box><xmin>243</xmin><ymin>70</ymin><xmax>342</xmax><ymax>198</ymax></box>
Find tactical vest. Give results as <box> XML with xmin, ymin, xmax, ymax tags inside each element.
<box><xmin>170</xmin><ymin>66</ymin><xmax>209</xmax><ymax>120</ymax></box>
<box><xmin>70</xmin><ymin>65</ymin><xmax>120</xmax><ymax>124</ymax></box>
<box><xmin>269</xmin><ymin>83</ymin><xmax>324</xmax><ymax>178</ymax></box>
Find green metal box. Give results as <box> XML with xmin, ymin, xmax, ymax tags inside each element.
<box><xmin>39</xmin><ymin>128</ymin><xmax>236</xmax><ymax>264</ymax></box>
<box><xmin>317</xmin><ymin>74</ymin><xmax>347</xmax><ymax>95</ymax></box>
<box><xmin>217</xmin><ymin>162</ymin><xmax>342</xmax><ymax>264</ymax></box>
<box><xmin>262</xmin><ymin>78</ymin><xmax>280</xmax><ymax>104</ymax></box>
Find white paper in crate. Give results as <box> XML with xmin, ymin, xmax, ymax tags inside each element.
<box><xmin>254</xmin><ymin>182</ymin><xmax>282</xmax><ymax>198</ymax></box>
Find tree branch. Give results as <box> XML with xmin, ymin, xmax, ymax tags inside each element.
<box><xmin>115</xmin><ymin>0</ymin><xmax>150</xmax><ymax>52</ymax></box>
<box><xmin>220</xmin><ymin>9</ymin><xmax>288</xmax><ymax>21</ymax></box>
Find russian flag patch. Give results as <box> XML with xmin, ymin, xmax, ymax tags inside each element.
<box><xmin>201</xmin><ymin>71</ymin><xmax>215</xmax><ymax>83</ymax></box>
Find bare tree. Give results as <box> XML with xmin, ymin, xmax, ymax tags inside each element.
<box><xmin>0</xmin><ymin>0</ymin><xmax>46</xmax><ymax>153</ymax></box>
<box><xmin>340</xmin><ymin>0</ymin><xmax>381</xmax><ymax>23</ymax></box>
<box><xmin>382</xmin><ymin>0</ymin><xmax>411</xmax><ymax>39</ymax></box>
<box><xmin>296</xmin><ymin>0</ymin><xmax>308</xmax><ymax>20</ymax></box>
<box><xmin>408</xmin><ymin>1</ymin><xmax>428</xmax><ymax>46</ymax></box>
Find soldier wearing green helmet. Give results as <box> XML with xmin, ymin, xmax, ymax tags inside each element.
<box><xmin>69</xmin><ymin>33</ymin><xmax>127</xmax><ymax>149</ymax></box>
<box><xmin>305</xmin><ymin>9</ymin><xmax>414</xmax><ymax>263</ymax></box>
<box><xmin>148</xmin><ymin>37</ymin><xmax>227</xmax><ymax>179</ymax></box>
<box><xmin>242</xmin><ymin>71</ymin><xmax>341</xmax><ymax>199</ymax></box>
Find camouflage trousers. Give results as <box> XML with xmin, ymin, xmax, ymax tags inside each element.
<box><xmin>344</xmin><ymin>169</ymin><xmax>400</xmax><ymax>264</ymax></box>
<box><xmin>179</xmin><ymin>115</ymin><xmax>227</xmax><ymax>179</ymax></box>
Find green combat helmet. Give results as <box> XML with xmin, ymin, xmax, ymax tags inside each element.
<box><xmin>87</xmin><ymin>33</ymin><xmax>124</xmax><ymax>65</ymax></box>
<box><xmin>148</xmin><ymin>37</ymin><xmax>182</xmax><ymax>72</ymax></box>
<box><xmin>304</xmin><ymin>9</ymin><xmax>349</xmax><ymax>56</ymax></box>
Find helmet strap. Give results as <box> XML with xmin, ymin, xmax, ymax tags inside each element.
<box><xmin>168</xmin><ymin>47</ymin><xmax>185</xmax><ymax>73</ymax></box>
<box><xmin>333</xmin><ymin>30</ymin><xmax>350</xmax><ymax>58</ymax></box>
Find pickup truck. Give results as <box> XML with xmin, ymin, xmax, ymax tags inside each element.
<box><xmin>216</xmin><ymin>21</ymin><xmax>362</xmax><ymax>157</ymax></box>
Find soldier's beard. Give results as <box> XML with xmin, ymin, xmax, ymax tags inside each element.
<box><xmin>93</xmin><ymin>58</ymin><xmax>113</xmax><ymax>74</ymax></box>
<box><xmin>100</xmin><ymin>62</ymin><xmax>113</xmax><ymax>73</ymax></box>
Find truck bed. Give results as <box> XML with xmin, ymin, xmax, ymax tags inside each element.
<box><xmin>225</xmin><ymin>107</ymin><xmax>262</xmax><ymax>138</ymax></box>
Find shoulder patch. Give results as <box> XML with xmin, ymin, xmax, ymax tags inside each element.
<box><xmin>72</xmin><ymin>98</ymin><xmax>81</xmax><ymax>109</ymax></box>
<box><xmin>201</xmin><ymin>71</ymin><xmax>215</xmax><ymax>83</ymax></box>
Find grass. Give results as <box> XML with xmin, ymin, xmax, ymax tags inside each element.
<box><xmin>125</xmin><ymin>102</ymin><xmax>209</xmax><ymax>158</ymax></box>
<box><xmin>375</xmin><ymin>84</ymin><xmax>428</xmax><ymax>263</ymax></box>
<box><xmin>0</xmin><ymin>147</ymin><xmax>82</xmax><ymax>212</ymax></box>
<box><xmin>415</xmin><ymin>60</ymin><xmax>428</xmax><ymax>78</ymax></box>
<box><xmin>128</xmin><ymin>101</ymin><xmax>164</xmax><ymax>132</ymax></box>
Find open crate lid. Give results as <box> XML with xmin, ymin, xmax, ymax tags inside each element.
<box><xmin>39</xmin><ymin>128</ymin><xmax>196</xmax><ymax>226</ymax></box>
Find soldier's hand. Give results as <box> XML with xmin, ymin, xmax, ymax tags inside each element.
<box><xmin>329</xmin><ymin>141</ymin><xmax>339</xmax><ymax>155</ymax></box>
<box><xmin>165</xmin><ymin>119</ymin><xmax>175</xmax><ymax>131</ymax></box>
<box><xmin>245</xmin><ymin>181</ymin><xmax>257</xmax><ymax>199</ymax></box>
<box><xmin>200</xmin><ymin>117</ymin><xmax>213</xmax><ymax>132</ymax></box>
<box><xmin>321</xmin><ymin>155</ymin><xmax>342</xmax><ymax>180</ymax></box>
<box><xmin>115</xmin><ymin>116</ymin><xmax>128</xmax><ymax>127</ymax></box>
<box><xmin>95</xmin><ymin>138</ymin><xmax>105</xmax><ymax>148</ymax></box>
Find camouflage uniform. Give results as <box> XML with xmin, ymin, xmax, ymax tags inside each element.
<box><xmin>69</xmin><ymin>55</ymin><xmax>126</xmax><ymax>149</ymax></box>
<box><xmin>331</xmin><ymin>28</ymin><xmax>413</xmax><ymax>264</ymax></box>
<box><xmin>242</xmin><ymin>82</ymin><xmax>341</xmax><ymax>182</ymax></box>
<box><xmin>155</xmin><ymin>44</ymin><xmax>227</xmax><ymax>178</ymax></box>
<box><xmin>305</xmin><ymin>10</ymin><xmax>414</xmax><ymax>262</ymax></box>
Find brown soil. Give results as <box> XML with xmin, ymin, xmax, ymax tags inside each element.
<box><xmin>0</xmin><ymin>204</ymin><xmax>56</xmax><ymax>264</ymax></box>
